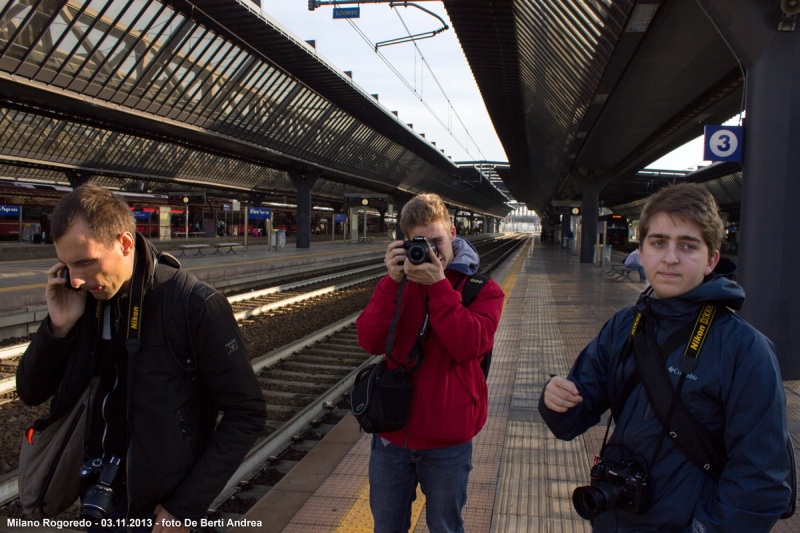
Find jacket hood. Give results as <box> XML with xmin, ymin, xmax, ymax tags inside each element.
<box><xmin>637</xmin><ymin>272</ymin><xmax>745</xmax><ymax>325</ymax></box>
<box><xmin>446</xmin><ymin>236</ymin><xmax>480</xmax><ymax>276</ymax></box>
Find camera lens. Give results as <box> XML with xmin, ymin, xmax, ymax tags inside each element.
<box><xmin>572</xmin><ymin>482</ymin><xmax>625</xmax><ymax>520</ymax></box>
<box><xmin>407</xmin><ymin>244</ymin><xmax>428</xmax><ymax>265</ymax></box>
<box><xmin>81</xmin><ymin>485</ymin><xmax>115</xmax><ymax>522</ymax></box>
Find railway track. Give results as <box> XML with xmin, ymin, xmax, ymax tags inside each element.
<box><xmin>0</xmin><ymin>235</ymin><xmax>525</xmax><ymax>513</ymax></box>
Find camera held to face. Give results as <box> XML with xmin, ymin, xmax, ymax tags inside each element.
<box><xmin>402</xmin><ymin>236</ymin><xmax>439</xmax><ymax>265</ymax></box>
<box><xmin>80</xmin><ymin>456</ymin><xmax>123</xmax><ymax>522</ymax></box>
<box><xmin>572</xmin><ymin>458</ymin><xmax>651</xmax><ymax>520</ymax></box>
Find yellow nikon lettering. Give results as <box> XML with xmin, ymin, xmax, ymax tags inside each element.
<box><xmin>131</xmin><ymin>306</ymin><xmax>140</xmax><ymax>330</ymax></box>
<box><xmin>690</xmin><ymin>324</ymin><xmax>706</xmax><ymax>351</ymax></box>
<box><xmin>699</xmin><ymin>304</ymin><xmax>714</xmax><ymax>325</ymax></box>
<box><xmin>630</xmin><ymin>313</ymin><xmax>642</xmax><ymax>336</ymax></box>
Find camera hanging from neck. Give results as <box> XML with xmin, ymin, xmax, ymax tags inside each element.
<box><xmin>384</xmin><ymin>277</ymin><xmax>428</xmax><ymax>372</ymax></box>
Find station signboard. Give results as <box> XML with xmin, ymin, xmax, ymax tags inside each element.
<box><xmin>131</xmin><ymin>210</ymin><xmax>151</xmax><ymax>220</ymax></box>
<box><xmin>334</xmin><ymin>213</ymin><xmax>347</xmax><ymax>223</ymax></box>
<box><xmin>333</xmin><ymin>6</ymin><xmax>359</xmax><ymax>18</ymax></box>
<box><xmin>249</xmin><ymin>207</ymin><xmax>271</xmax><ymax>220</ymax></box>
<box><xmin>0</xmin><ymin>205</ymin><xmax>20</xmax><ymax>216</ymax></box>
<box><xmin>168</xmin><ymin>193</ymin><xmax>206</xmax><ymax>206</ymax></box>
<box><xmin>344</xmin><ymin>194</ymin><xmax>388</xmax><ymax>209</ymax></box>
<box><xmin>703</xmin><ymin>125</ymin><xmax>743</xmax><ymax>162</ymax></box>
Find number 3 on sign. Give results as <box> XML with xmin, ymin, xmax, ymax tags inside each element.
<box><xmin>709</xmin><ymin>130</ymin><xmax>737</xmax><ymax>157</ymax></box>
<box><xmin>703</xmin><ymin>125</ymin><xmax>743</xmax><ymax>162</ymax></box>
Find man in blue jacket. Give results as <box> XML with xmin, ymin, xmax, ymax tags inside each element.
<box><xmin>540</xmin><ymin>184</ymin><xmax>792</xmax><ymax>532</ymax></box>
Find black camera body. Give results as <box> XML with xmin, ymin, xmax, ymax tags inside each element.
<box><xmin>402</xmin><ymin>236</ymin><xmax>438</xmax><ymax>265</ymax></box>
<box><xmin>80</xmin><ymin>456</ymin><xmax>123</xmax><ymax>522</ymax></box>
<box><xmin>572</xmin><ymin>459</ymin><xmax>651</xmax><ymax>520</ymax></box>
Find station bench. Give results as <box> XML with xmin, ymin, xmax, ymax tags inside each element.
<box><xmin>213</xmin><ymin>242</ymin><xmax>243</xmax><ymax>255</ymax></box>
<box><xmin>177</xmin><ymin>244</ymin><xmax>209</xmax><ymax>257</ymax></box>
<box><xmin>606</xmin><ymin>262</ymin><xmax>640</xmax><ymax>281</ymax></box>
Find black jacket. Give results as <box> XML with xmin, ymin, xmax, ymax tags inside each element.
<box><xmin>17</xmin><ymin>235</ymin><xmax>267</xmax><ymax>519</ymax></box>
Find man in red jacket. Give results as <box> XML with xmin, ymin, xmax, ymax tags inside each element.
<box><xmin>357</xmin><ymin>193</ymin><xmax>504</xmax><ymax>533</ymax></box>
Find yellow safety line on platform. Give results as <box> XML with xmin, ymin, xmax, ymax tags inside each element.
<box><xmin>0</xmin><ymin>282</ymin><xmax>46</xmax><ymax>293</ymax></box>
<box><xmin>499</xmin><ymin>239</ymin><xmax>530</xmax><ymax>310</ymax></box>
<box><xmin>334</xmin><ymin>483</ymin><xmax>426</xmax><ymax>533</ymax></box>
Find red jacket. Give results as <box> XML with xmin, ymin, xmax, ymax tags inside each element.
<box><xmin>357</xmin><ymin>271</ymin><xmax>504</xmax><ymax>449</ymax></box>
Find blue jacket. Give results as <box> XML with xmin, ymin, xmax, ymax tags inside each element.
<box><xmin>539</xmin><ymin>274</ymin><xmax>792</xmax><ymax>532</ymax></box>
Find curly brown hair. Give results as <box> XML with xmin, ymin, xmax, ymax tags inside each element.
<box><xmin>399</xmin><ymin>193</ymin><xmax>452</xmax><ymax>235</ymax></box>
<box><xmin>51</xmin><ymin>184</ymin><xmax>136</xmax><ymax>246</ymax></box>
<box><xmin>639</xmin><ymin>183</ymin><xmax>724</xmax><ymax>256</ymax></box>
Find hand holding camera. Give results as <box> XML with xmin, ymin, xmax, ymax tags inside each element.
<box><xmin>385</xmin><ymin>237</ymin><xmax>444</xmax><ymax>285</ymax></box>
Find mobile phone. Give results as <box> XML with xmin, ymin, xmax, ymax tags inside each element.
<box><xmin>61</xmin><ymin>267</ymin><xmax>80</xmax><ymax>291</ymax></box>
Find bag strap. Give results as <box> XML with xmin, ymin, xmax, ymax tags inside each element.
<box><xmin>632</xmin><ymin>302</ymin><xmax>729</xmax><ymax>481</ymax></box>
<box><xmin>460</xmin><ymin>273</ymin><xmax>490</xmax><ymax>308</ymax></box>
<box><xmin>384</xmin><ymin>278</ymin><xmax>427</xmax><ymax>372</ymax></box>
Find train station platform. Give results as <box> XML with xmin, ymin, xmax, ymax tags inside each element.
<box><xmin>232</xmin><ymin>239</ymin><xmax>800</xmax><ymax>533</ymax></box>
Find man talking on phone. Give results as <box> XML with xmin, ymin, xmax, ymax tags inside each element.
<box><xmin>17</xmin><ymin>184</ymin><xmax>266</xmax><ymax>532</ymax></box>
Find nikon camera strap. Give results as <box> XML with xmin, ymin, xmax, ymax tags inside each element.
<box><xmin>631</xmin><ymin>302</ymin><xmax>729</xmax><ymax>482</ymax></box>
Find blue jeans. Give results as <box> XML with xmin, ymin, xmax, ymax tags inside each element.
<box><xmin>635</xmin><ymin>265</ymin><xmax>647</xmax><ymax>281</ymax></box>
<box><xmin>369</xmin><ymin>435</ymin><xmax>473</xmax><ymax>533</ymax></box>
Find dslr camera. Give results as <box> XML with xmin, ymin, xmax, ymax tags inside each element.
<box><xmin>80</xmin><ymin>456</ymin><xmax>123</xmax><ymax>522</ymax></box>
<box><xmin>402</xmin><ymin>236</ymin><xmax>439</xmax><ymax>265</ymax></box>
<box><xmin>572</xmin><ymin>458</ymin><xmax>651</xmax><ymax>520</ymax></box>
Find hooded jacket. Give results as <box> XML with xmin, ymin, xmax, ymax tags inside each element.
<box><xmin>17</xmin><ymin>235</ymin><xmax>267</xmax><ymax>519</ymax></box>
<box><xmin>539</xmin><ymin>274</ymin><xmax>792</xmax><ymax>532</ymax></box>
<box><xmin>357</xmin><ymin>237</ymin><xmax>504</xmax><ymax>449</ymax></box>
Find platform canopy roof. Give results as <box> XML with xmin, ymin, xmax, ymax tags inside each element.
<box><xmin>0</xmin><ymin>0</ymin><xmax>510</xmax><ymax>216</ymax></box>
<box><xmin>443</xmin><ymin>0</ymin><xmax>743</xmax><ymax>213</ymax></box>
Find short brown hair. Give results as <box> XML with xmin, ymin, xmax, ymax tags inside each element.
<box><xmin>52</xmin><ymin>184</ymin><xmax>136</xmax><ymax>246</ymax></box>
<box><xmin>639</xmin><ymin>183</ymin><xmax>723</xmax><ymax>256</ymax></box>
<box><xmin>400</xmin><ymin>193</ymin><xmax>452</xmax><ymax>235</ymax></box>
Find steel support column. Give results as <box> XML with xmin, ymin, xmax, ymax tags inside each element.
<box><xmin>697</xmin><ymin>1</ymin><xmax>800</xmax><ymax>378</ymax></box>
<box><xmin>578</xmin><ymin>178</ymin><xmax>607</xmax><ymax>263</ymax></box>
<box><xmin>392</xmin><ymin>196</ymin><xmax>409</xmax><ymax>241</ymax></box>
<box><xmin>288</xmin><ymin>168</ymin><xmax>321</xmax><ymax>249</ymax></box>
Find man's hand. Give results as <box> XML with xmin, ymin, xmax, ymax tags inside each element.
<box><xmin>385</xmin><ymin>240</ymin><xmax>407</xmax><ymax>283</ymax></box>
<box><xmin>152</xmin><ymin>504</ymin><xmax>190</xmax><ymax>533</ymax></box>
<box><xmin>45</xmin><ymin>262</ymin><xmax>86</xmax><ymax>338</ymax></box>
<box><xmin>404</xmin><ymin>248</ymin><xmax>445</xmax><ymax>286</ymax></box>
<box><xmin>543</xmin><ymin>376</ymin><xmax>583</xmax><ymax>413</ymax></box>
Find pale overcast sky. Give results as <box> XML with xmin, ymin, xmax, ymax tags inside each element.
<box><xmin>261</xmin><ymin>2</ymin><xmax>732</xmax><ymax>172</ymax></box>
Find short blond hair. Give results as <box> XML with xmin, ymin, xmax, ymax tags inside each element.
<box><xmin>639</xmin><ymin>183</ymin><xmax>724</xmax><ymax>256</ymax></box>
<box><xmin>400</xmin><ymin>193</ymin><xmax>452</xmax><ymax>235</ymax></box>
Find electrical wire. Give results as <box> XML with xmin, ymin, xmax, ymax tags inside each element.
<box><xmin>333</xmin><ymin>1</ymin><xmax>480</xmax><ymax>159</ymax></box>
<box><xmin>394</xmin><ymin>7</ymin><xmax>486</xmax><ymax>159</ymax></box>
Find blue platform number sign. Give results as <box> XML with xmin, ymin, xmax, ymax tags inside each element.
<box><xmin>334</xmin><ymin>213</ymin><xmax>347</xmax><ymax>223</ymax></box>
<box><xmin>0</xmin><ymin>205</ymin><xmax>21</xmax><ymax>216</ymax></box>
<box><xmin>249</xmin><ymin>207</ymin><xmax>271</xmax><ymax>220</ymax></box>
<box><xmin>704</xmin><ymin>125</ymin><xmax>743</xmax><ymax>162</ymax></box>
<box><xmin>333</xmin><ymin>6</ymin><xmax>359</xmax><ymax>19</ymax></box>
<box><xmin>132</xmin><ymin>210</ymin><xmax>151</xmax><ymax>220</ymax></box>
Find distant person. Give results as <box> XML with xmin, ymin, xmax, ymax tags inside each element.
<box><xmin>357</xmin><ymin>193</ymin><xmax>504</xmax><ymax>533</ymax></box>
<box><xmin>540</xmin><ymin>183</ymin><xmax>792</xmax><ymax>531</ymax></box>
<box><xmin>623</xmin><ymin>247</ymin><xmax>647</xmax><ymax>283</ymax></box>
<box><xmin>17</xmin><ymin>184</ymin><xmax>266</xmax><ymax>531</ymax></box>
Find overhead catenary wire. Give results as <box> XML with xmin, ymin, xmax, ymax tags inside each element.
<box><xmin>333</xmin><ymin>2</ymin><xmax>483</xmax><ymax>159</ymax></box>
<box><xmin>393</xmin><ymin>7</ymin><xmax>486</xmax><ymax>160</ymax></box>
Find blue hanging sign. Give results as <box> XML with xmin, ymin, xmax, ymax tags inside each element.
<box><xmin>333</xmin><ymin>6</ymin><xmax>360</xmax><ymax>18</ymax></box>
<box><xmin>334</xmin><ymin>213</ymin><xmax>347</xmax><ymax>223</ymax></box>
<box><xmin>249</xmin><ymin>207</ymin><xmax>271</xmax><ymax>220</ymax></box>
<box><xmin>131</xmin><ymin>210</ymin><xmax>151</xmax><ymax>220</ymax></box>
<box><xmin>0</xmin><ymin>205</ymin><xmax>21</xmax><ymax>216</ymax></box>
<box><xmin>703</xmin><ymin>125</ymin><xmax>743</xmax><ymax>162</ymax></box>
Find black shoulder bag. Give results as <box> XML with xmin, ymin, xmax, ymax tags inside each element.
<box><xmin>351</xmin><ymin>278</ymin><xmax>427</xmax><ymax>433</ymax></box>
<box><xmin>624</xmin><ymin>301</ymin><xmax>796</xmax><ymax>519</ymax></box>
